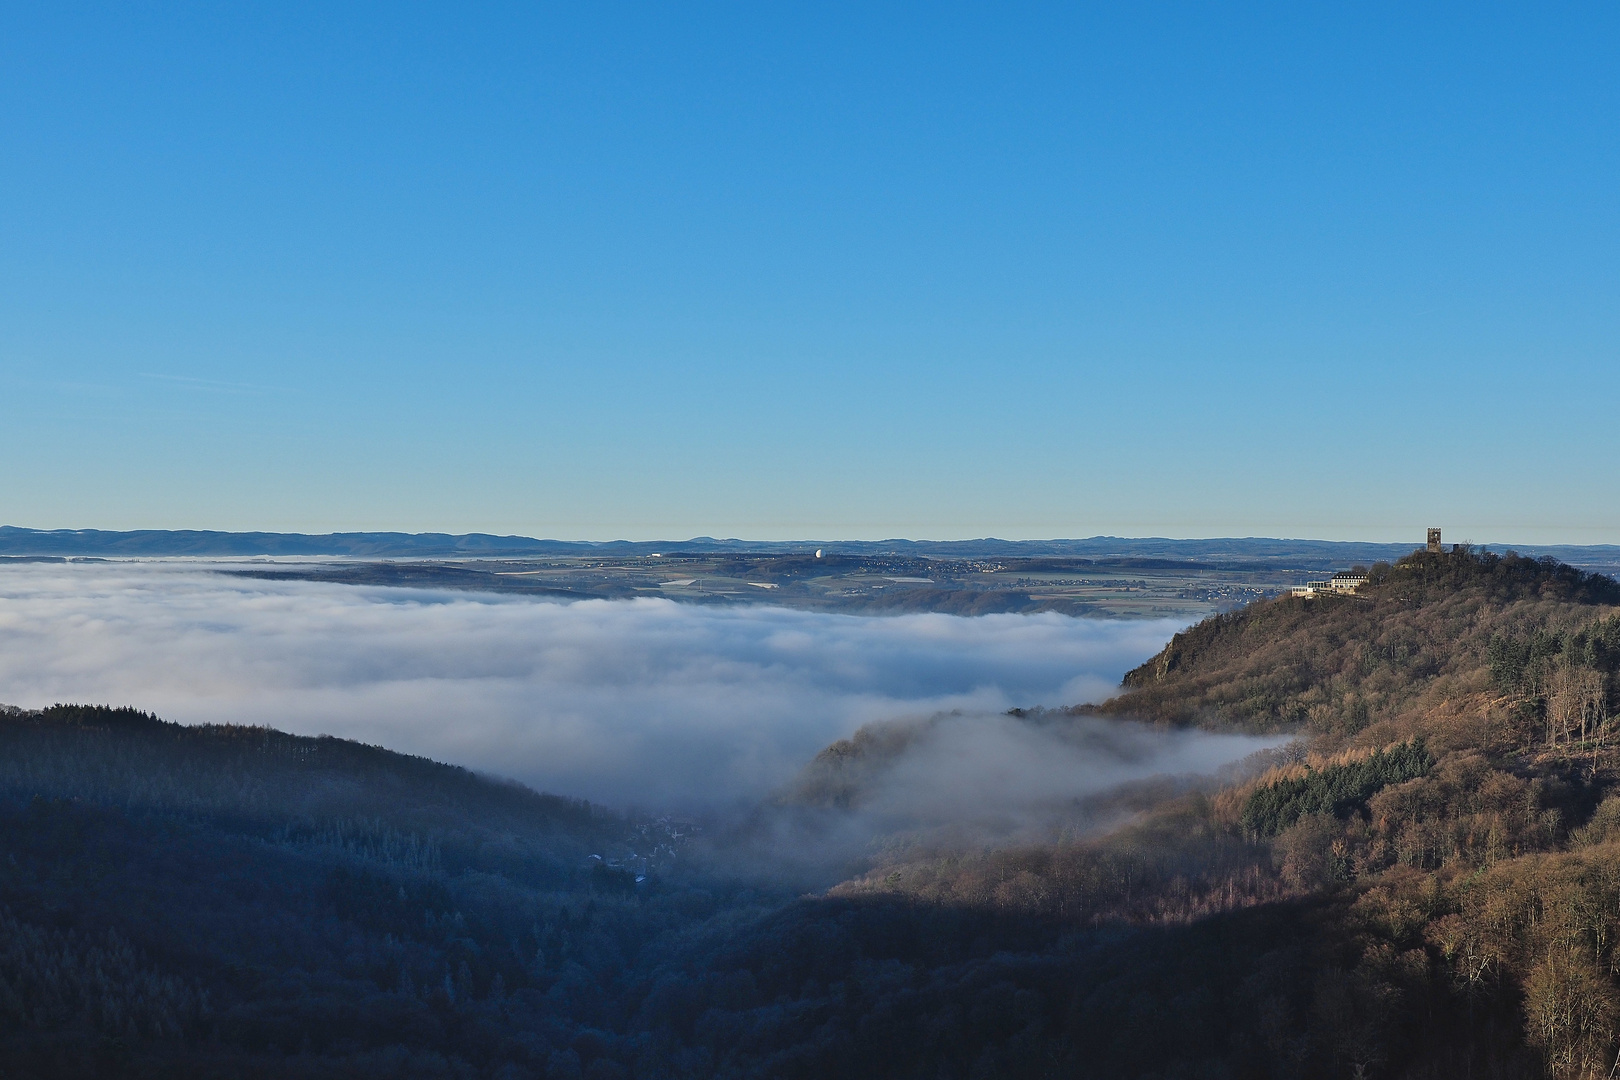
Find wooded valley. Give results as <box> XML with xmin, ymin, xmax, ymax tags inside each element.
<box><xmin>7</xmin><ymin>546</ymin><xmax>1620</xmax><ymax>1077</ymax></box>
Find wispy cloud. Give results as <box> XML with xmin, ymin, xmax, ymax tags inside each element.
<box><xmin>0</xmin><ymin>561</ymin><xmax>1186</xmax><ymax>810</ymax></box>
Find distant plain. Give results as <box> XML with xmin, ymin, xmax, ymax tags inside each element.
<box><xmin>225</xmin><ymin>552</ymin><xmax>1279</xmax><ymax>619</ymax></box>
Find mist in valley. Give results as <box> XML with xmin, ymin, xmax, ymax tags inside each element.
<box><xmin>0</xmin><ymin>561</ymin><xmax>1229</xmax><ymax>812</ymax></box>
<box><xmin>694</xmin><ymin>709</ymin><xmax>1289</xmax><ymax>887</ymax></box>
<box><xmin>0</xmin><ymin>558</ymin><xmax>1295</xmax><ymax>915</ymax></box>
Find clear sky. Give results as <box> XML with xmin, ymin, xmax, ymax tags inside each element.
<box><xmin>2</xmin><ymin>4</ymin><xmax>1617</xmax><ymax>543</ymax></box>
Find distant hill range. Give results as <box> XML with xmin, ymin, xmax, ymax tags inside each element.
<box><xmin>4</xmin><ymin>525</ymin><xmax>1620</xmax><ymax>572</ymax></box>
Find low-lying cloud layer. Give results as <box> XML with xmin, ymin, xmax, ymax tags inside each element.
<box><xmin>724</xmin><ymin>712</ymin><xmax>1291</xmax><ymax>882</ymax></box>
<box><xmin>827</xmin><ymin>712</ymin><xmax>1286</xmax><ymax>831</ymax></box>
<box><xmin>0</xmin><ymin>561</ymin><xmax>1193</xmax><ymax>809</ymax></box>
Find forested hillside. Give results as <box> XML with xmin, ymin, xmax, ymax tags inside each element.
<box><xmin>837</xmin><ymin>548</ymin><xmax>1620</xmax><ymax>1078</ymax></box>
<box><xmin>9</xmin><ymin>547</ymin><xmax>1620</xmax><ymax>1078</ymax></box>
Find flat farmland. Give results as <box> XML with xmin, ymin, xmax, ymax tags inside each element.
<box><xmin>229</xmin><ymin>552</ymin><xmax>1316</xmax><ymax>619</ymax></box>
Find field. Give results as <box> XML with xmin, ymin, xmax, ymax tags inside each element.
<box><xmin>231</xmin><ymin>551</ymin><xmax>1306</xmax><ymax>618</ymax></box>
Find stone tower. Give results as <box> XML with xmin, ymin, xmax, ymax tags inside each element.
<box><xmin>1427</xmin><ymin>528</ymin><xmax>1442</xmax><ymax>553</ymax></box>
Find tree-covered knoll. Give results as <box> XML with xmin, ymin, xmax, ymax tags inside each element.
<box><xmin>0</xmin><ymin>705</ymin><xmax>737</xmax><ymax>1077</ymax></box>
<box><xmin>1099</xmin><ymin>547</ymin><xmax>1620</xmax><ymax>736</ymax></box>
<box><xmin>0</xmin><ymin>703</ymin><xmax>617</xmax><ymax>882</ymax></box>
<box><xmin>830</xmin><ymin>548</ymin><xmax>1620</xmax><ymax>1078</ymax></box>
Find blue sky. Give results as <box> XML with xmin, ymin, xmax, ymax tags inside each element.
<box><xmin>2</xmin><ymin>4</ymin><xmax>1617</xmax><ymax>542</ymax></box>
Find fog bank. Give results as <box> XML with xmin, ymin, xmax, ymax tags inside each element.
<box><xmin>0</xmin><ymin>561</ymin><xmax>1186</xmax><ymax>809</ymax></box>
<box><xmin>708</xmin><ymin>711</ymin><xmax>1289</xmax><ymax>882</ymax></box>
<box><xmin>797</xmin><ymin>710</ymin><xmax>1287</xmax><ymax>829</ymax></box>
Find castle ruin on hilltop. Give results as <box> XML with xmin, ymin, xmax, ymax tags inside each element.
<box><xmin>1289</xmin><ymin>527</ymin><xmax>1442</xmax><ymax>598</ymax></box>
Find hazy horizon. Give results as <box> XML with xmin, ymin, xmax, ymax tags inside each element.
<box><xmin>6</xmin><ymin>523</ymin><xmax>1620</xmax><ymax>551</ymax></box>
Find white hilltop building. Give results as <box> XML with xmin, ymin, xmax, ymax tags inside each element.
<box><xmin>1291</xmin><ymin>571</ymin><xmax>1369</xmax><ymax>599</ymax></box>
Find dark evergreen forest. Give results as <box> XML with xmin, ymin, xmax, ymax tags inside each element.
<box><xmin>8</xmin><ymin>547</ymin><xmax>1620</xmax><ymax>1078</ymax></box>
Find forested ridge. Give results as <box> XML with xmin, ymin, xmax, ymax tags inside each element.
<box><xmin>8</xmin><ymin>546</ymin><xmax>1620</xmax><ymax>1077</ymax></box>
<box><xmin>836</xmin><ymin>548</ymin><xmax>1620</xmax><ymax>1077</ymax></box>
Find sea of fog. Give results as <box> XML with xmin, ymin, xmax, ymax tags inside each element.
<box><xmin>0</xmin><ymin>560</ymin><xmax>1248</xmax><ymax>810</ymax></box>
